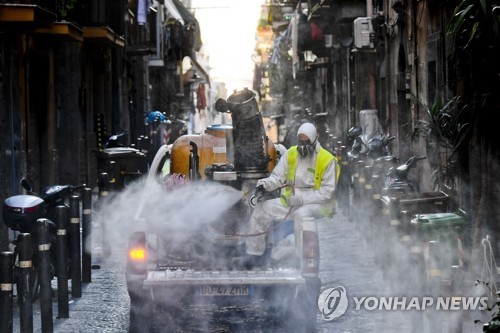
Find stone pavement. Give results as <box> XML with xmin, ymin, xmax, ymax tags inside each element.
<box><xmin>49</xmin><ymin>257</ymin><xmax>130</xmax><ymax>332</ymax></box>
<box><xmin>12</xmin><ymin>238</ymin><xmax>130</xmax><ymax>332</ymax></box>
<box><xmin>11</xmin><ymin>206</ymin><xmax>492</xmax><ymax>332</ymax></box>
<box><xmin>316</xmin><ymin>208</ymin><xmax>489</xmax><ymax>333</ymax></box>
<box><xmin>316</xmin><ymin>209</ymin><xmax>411</xmax><ymax>332</ymax></box>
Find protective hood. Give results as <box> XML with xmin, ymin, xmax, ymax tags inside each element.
<box><xmin>297</xmin><ymin>123</ymin><xmax>318</xmax><ymax>143</ymax></box>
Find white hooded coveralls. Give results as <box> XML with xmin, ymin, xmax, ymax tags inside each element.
<box><xmin>245</xmin><ymin>141</ymin><xmax>337</xmax><ymax>255</ymax></box>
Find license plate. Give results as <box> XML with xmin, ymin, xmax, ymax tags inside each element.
<box><xmin>198</xmin><ymin>285</ymin><xmax>250</xmax><ymax>296</ymax></box>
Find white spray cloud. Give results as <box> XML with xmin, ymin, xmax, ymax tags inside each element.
<box><xmin>91</xmin><ymin>179</ymin><xmax>244</xmax><ymax>259</ymax></box>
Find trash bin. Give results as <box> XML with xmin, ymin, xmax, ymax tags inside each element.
<box><xmin>411</xmin><ymin>212</ymin><xmax>467</xmax><ymax>268</ymax></box>
<box><xmin>96</xmin><ymin>147</ymin><xmax>148</xmax><ymax>190</ymax></box>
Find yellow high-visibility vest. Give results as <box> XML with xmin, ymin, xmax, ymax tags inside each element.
<box><xmin>280</xmin><ymin>146</ymin><xmax>340</xmax><ymax>217</ymax></box>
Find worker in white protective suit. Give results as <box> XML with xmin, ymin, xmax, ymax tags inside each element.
<box><xmin>243</xmin><ymin>122</ymin><xmax>340</xmax><ymax>267</ymax></box>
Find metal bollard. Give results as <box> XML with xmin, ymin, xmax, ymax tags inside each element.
<box><xmin>0</xmin><ymin>251</ymin><xmax>14</xmax><ymax>333</ymax></box>
<box><xmin>36</xmin><ymin>218</ymin><xmax>54</xmax><ymax>332</ymax></box>
<box><xmin>69</xmin><ymin>195</ymin><xmax>82</xmax><ymax>298</ymax></box>
<box><xmin>371</xmin><ymin>174</ymin><xmax>383</xmax><ymax>206</ymax></box>
<box><xmin>82</xmin><ymin>188</ymin><xmax>92</xmax><ymax>283</ymax></box>
<box><xmin>448</xmin><ymin>265</ymin><xmax>464</xmax><ymax>333</ymax></box>
<box><xmin>397</xmin><ymin>211</ymin><xmax>413</xmax><ymax>284</ymax></box>
<box><xmin>136</xmin><ymin>136</ymin><xmax>143</xmax><ymax>152</ymax></box>
<box><xmin>95</xmin><ymin>172</ymin><xmax>110</xmax><ymax>212</ymax></box>
<box><xmin>16</xmin><ymin>233</ymin><xmax>33</xmax><ymax>333</ymax></box>
<box><xmin>427</xmin><ymin>240</ymin><xmax>443</xmax><ymax>333</ymax></box>
<box><xmin>357</xmin><ymin>163</ymin><xmax>367</xmax><ymax>208</ymax></box>
<box><xmin>388</xmin><ymin>197</ymin><xmax>401</xmax><ymax>231</ymax></box>
<box><xmin>409</xmin><ymin>243</ymin><xmax>425</xmax><ymax>333</ymax></box>
<box><xmin>54</xmin><ymin>206</ymin><xmax>69</xmax><ymax>318</ymax></box>
<box><xmin>107</xmin><ymin>161</ymin><xmax>118</xmax><ymax>191</ymax></box>
<box><xmin>338</xmin><ymin>146</ymin><xmax>350</xmax><ymax>217</ymax></box>
<box><xmin>351</xmin><ymin>157</ymin><xmax>361</xmax><ymax>207</ymax></box>
<box><xmin>369</xmin><ymin>174</ymin><xmax>383</xmax><ymax>243</ymax></box>
<box><xmin>352</xmin><ymin>159</ymin><xmax>365</xmax><ymax>227</ymax></box>
<box><xmin>152</xmin><ymin>117</ymin><xmax>159</xmax><ymax>148</ymax></box>
<box><xmin>143</xmin><ymin>135</ymin><xmax>150</xmax><ymax>153</ymax></box>
<box><xmin>97</xmin><ymin>172</ymin><xmax>111</xmax><ymax>257</ymax></box>
<box><xmin>371</xmin><ymin>173</ymin><xmax>384</xmax><ymax>201</ymax></box>
<box><xmin>98</xmin><ymin>172</ymin><xmax>109</xmax><ymax>202</ymax></box>
<box><xmin>363</xmin><ymin>166</ymin><xmax>374</xmax><ymax>235</ymax></box>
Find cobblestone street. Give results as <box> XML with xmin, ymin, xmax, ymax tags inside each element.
<box><xmin>12</xmin><ymin>207</ymin><xmax>490</xmax><ymax>332</ymax></box>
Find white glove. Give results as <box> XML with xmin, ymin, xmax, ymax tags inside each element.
<box><xmin>274</xmin><ymin>144</ymin><xmax>288</xmax><ymax>159</ymax></box>
<box><xmin>287</xmin><ymin>194</ymin><xmax>303</xmax><ymax>207</ymax></box>
<box><xmin>256</xmin><ymin>178</ymin><xmax>271</xmax><ymax>191</ymax></box>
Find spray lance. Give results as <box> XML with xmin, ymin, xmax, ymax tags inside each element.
<box><xmin>223</xmin><ymin>184</ymin><xmax>294</xmax><ymax>238</ymax></box>
<box><xmin>249</xmin><ymin>185</ymin><xmax>278</xmax><ymax>208</ymax></box>
<box><xmin>248</xmin><ymin>183</ymin><xmax>296</xmax><ymax>208</ymax></box>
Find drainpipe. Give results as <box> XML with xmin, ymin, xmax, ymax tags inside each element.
<box><xmin>367</xmin><ymin>0</ymin><xmax>377</xmax><ymax>110</ymax></box>
<box><xmin>412</xmin><ymin>0</ymin><xmax>419</xmax><ymax>107</ymax></box>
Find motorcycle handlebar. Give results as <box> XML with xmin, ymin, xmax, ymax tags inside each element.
<box><xmin>41</xmin><ymin>183</ymin><xmax>87</xmax><ymax>203</ymax></box>
<box><xmin>404</xmin><ymin>155</ymin><xmax>426</xmax><ymax>166</ymax></box>
<box><xmin>72</xmin><ymin>184</ymin><xmax>87</xmax><ymax>191</ymax></box>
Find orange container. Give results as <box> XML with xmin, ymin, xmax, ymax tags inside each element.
<box><xmin>170</xmin><ymin>124</ymin><xmax>277</xmax><ymax>179</ymax></box>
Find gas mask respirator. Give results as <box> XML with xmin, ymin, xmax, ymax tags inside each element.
<box><xmin>297</xmin><ymin>139</ymin><xmax>316</xmax><ymax>157</ymax></box>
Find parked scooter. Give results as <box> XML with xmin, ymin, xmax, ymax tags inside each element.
<box><xmin>366</xmin><ymin>135</ymin><xmax>395</xmax><ymax>160</ymax></box>
<box><xmin>383</xmin><ymin>156</ymin><xmax>426</xmax><ymax>195</ymax></box>
<box><xmin>346</xmin><ymin>125</ymin><xmax>365</xmax><ymax>159</ymax></box>
<box><xmin>347</xmin><ymin>126</ymin><xmax>396</xmax><ymax>198</ymax></box>
<box><xmin>347</xmin><ymin>125</ymin><xmax>395</xmax><ymax>160</ymax></box>
<box><xmin>2</xmin><ymin>178</ymin><xmax>86</xmax><ymax>300</ymax></box>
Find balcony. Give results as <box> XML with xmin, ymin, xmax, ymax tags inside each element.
<box><xmin>34</xmin><ymin>20</ymin><xmax>84</xmax><ymax>42</ymax></box>
<box><xmin>0</xmin><ymin>3</ymin><xmax>56</xmax><ymax>28</ymax></box>
<box><xmin>0</xmin><ymin>1</ymin><xmax>126</xmax><ymax>44</ymax></box>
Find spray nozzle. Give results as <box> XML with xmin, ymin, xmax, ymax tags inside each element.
<box><xmin>249</xmin><ymin>185</ymin><xmax>266</xmax><ymax>208</ymax></box>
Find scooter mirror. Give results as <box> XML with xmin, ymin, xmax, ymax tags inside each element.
<box><xmin>20</xmin><ymin>178</ymin><xmax>32</xmax><ymax>192</ymax></box>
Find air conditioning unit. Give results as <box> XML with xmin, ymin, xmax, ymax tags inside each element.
<box><xmin>353</xmin><ymin>17</ymin><xmax>375</xmax><ymax>49</ymax></box>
